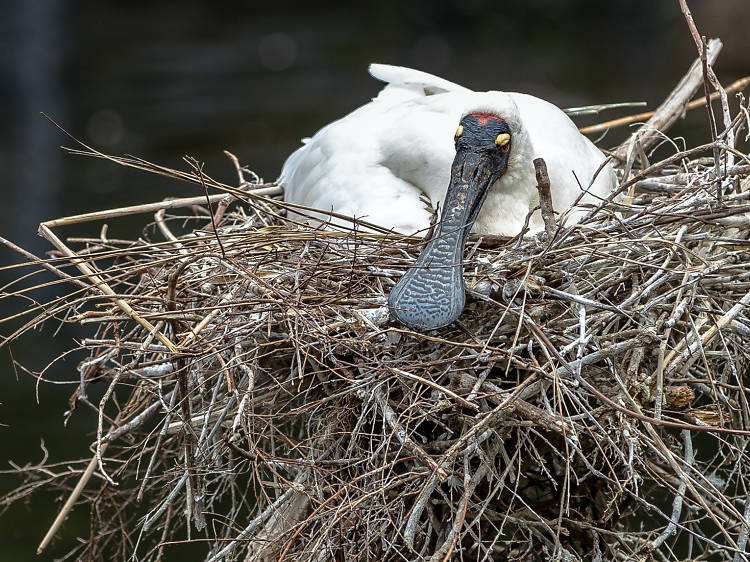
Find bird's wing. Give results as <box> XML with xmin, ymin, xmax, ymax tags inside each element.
<box><xmin>508</xmin><ymin>92</ymin><xmax>616</xmax><ymax>217</ymax></box>
<box><xmin>368</xmin><ymin>64</ymin><xmax>471</xmax><ymax>105</ymax></box>
<box><xmin>282</xmin><ymin>150</ymin><xmax>434</xmax><ymax>234</ymax></box>
<box><xmin>280</xmin><ymin>104</ymin><xmax>437</xmax><ymax>234</ymax></box>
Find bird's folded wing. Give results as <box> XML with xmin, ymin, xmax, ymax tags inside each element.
<box><xmin>368</xmin><ymin>63</ymin><xmax>472</xmax><ymax>104</ymax></box>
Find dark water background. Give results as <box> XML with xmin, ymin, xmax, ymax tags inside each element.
<box><xmin>1</xmin><ymin>1</ymin><xmax>748</xmax><ymax>560</ymax></box>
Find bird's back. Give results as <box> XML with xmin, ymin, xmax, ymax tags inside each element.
<box><xmin>280</xmin><ymin>65</ymin><xmax>615</xmax><ymax>235</ymax></box>
<box><xmin>280</xmin><ymin>66</ymin><xmax>467</xmax><ymax>233</ymax></box>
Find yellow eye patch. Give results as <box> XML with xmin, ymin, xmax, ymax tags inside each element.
<box><xmin>495</xmin><ymin>133</ymin><xmax>511</xmax><ymax>147</ymax></box>
<box><xmin>455</xmin><ymin>125</ymin><xmax>464</xmax><ymax>138</ymax></box>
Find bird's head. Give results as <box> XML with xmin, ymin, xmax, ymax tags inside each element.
<box><xmin>388</xmin><ymin>110</ymin><xmax>514</xmax><ymax>331</ymax></box>
<box><xmin>450</xmin><ymin>112</ymin><xmax>513</xmax><ymax>226</ymax></box>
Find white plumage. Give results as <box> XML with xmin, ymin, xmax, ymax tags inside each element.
<box><xmin>280</xmin><ymin>63</ymin><xmax>616</xmax><ymax>237</ymax></box>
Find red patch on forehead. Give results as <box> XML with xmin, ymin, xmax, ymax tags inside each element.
<box><xmin>467</xmin><ymin>112</ymin><xmax>504</xmax><ymax>126</ymax></box>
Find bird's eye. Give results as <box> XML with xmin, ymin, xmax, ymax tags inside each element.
<box><xmin>495</xmin><ymin>133</ymin><xmax>511</xmax><ymax>152</ymax></box>
<box><xmin>455</xmin><ymin>125</ymin><xmax>464</xmax><ymax>138</ymax></box>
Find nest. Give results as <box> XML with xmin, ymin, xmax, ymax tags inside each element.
<box><xmin>5</xmin><ymin>43</ymin><xmax>750</xmax><ymax>562</ymax></box>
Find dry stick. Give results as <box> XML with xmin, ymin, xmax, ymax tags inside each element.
<box><xmin>735</xmin><ymin>495</ymin><xmax>750</xmax><ymax>562</ymax></box>
<box><xmin>39</xmin><ymin>324</ymin><xmax>166</xmax><ymax>552</ymax></box>
<box><xmin>213</xmin><ymin>150</ymin><xmax>252</xmax><ymax>227</ymax></box>
<box><xmin>393</xmin><ymin>367</ymin><xmax>479</xmax><ymax>412</ymax></box>
<box><xmin>0</xmin><ymin>236</ymin><xmax>91</xmax><ymax>290</ymax></box>
<box><xmin>154</xmin><ymin>209</ymin><xmax>184</xmax><ymax>249</ymax></box>
<box><xmin>36</xmin><ymin>452</ymin><xmax>103</xmax><ymax>554</ymax></box>
<box><xmin>372</xmin><ymin>384</ymin><xmax>449</xmax><ymax>482</ymax></box>
<box><xmin>42</xmin><ymin>187</ymin><xmax>281</xmax><ymax>229</ymax></box>
<box><xmin>45</xmin><ymin>113</ymin><xmax>283</xmax><ymax>209</ymax></box>
<box><xmin>94</xmin><ymin>321</ymin><xmax>165</xmax><ymax>486</ymax></box>
<box><xmin>184</xmin><ymin>156</ymin><xmax>226</xmax><ymax>259</ymax></box>
<box><xmin>510</xmin><ymin>305</ymin><xmax>750</xmax><ymax>436</ymax></box>
<box><xmin>45</xmin><ymin>114</ymin><xmax>280</xmax><ymax>212</ymax></box>
<box><xmin>137</xmin><ymin>389</ymin><xmax>179</xmax><ymax>501</ymax></box>
<box><xmin>37</xmin><ymin>223</ymin><xmax>178</xmax><ymax>353</ymax></box>
<box><xmin>37</xmin><ymin>380</ymin><xmax>154</xmax><ymax>554</ymax></box>
<box><xmin>239</xmin><ymin>492</ymin><xmax>310</xmax><ymax>562</ymax></box>
<box><xmin>678</xmin><ymin>0</ymin><xmax>707</xmax><ymax>68</ymax></box>
<box><xmin>141</xmin><ymin>472</ymin><xmax>190</xmax><ymax>534</ymax></box>
<box><xmin>619</xmin><ymin>137</ymin><xmax>642</xmax><ymax>204</ymax></box>
<box><xmin>655</xmin><ymin>268</ymin><xmax>691</xmax><ymax>421</ymax></box>
<box><xmin>699</xmin><ymin>36</ymin><xmax>723</xmax><ymax>203</ymax></box>
<box><xmin>651</xmin><ymin>430</ymin><xmax>693</xmax><ymax>549</ymax></box>
<box><xmin>164</xmin><ymin>264</ymin><xmax>200</xmax><ymax>524</ymax></box>
<box><xmin>533</xmin><ymin>263</ymin><xmax>750</xmax><ymax>546</ymax></box>
<box><xmin>451</xmin><ymin>373</ymin><xmax>572</xmax><ymax>438</ymax></box>
<box><xmin>679</xmin><ymin>0</ymin><xmax>735</xmax><ymax>197</ymax></box>
<box><xmin>430</xmin><ymin>452</ymin><xmax>477</xmax><ymax>562</ymax></box>
<box><xmin>578</xmin><ymin>76</ymin><xmax>750</xmax><ymax>135</ymax></box>
<box><xmin>561</xmin><ymin>137</ymin><xmax>717</xmax><ymax>239</ymax></box>
<box><xmin>662</xmin><ymin>286</ymin><xmax>750</xmax><ymax>378</ymax></box>
<box><xmin>404</xmin><ymin>472</ymin><xmax>441</xmax><ymax>549</ymax></box>
<box><xmin>678</xmin><ymin>0</ymin><xmax>734</xmax><ymax>144</ymax></box>
<box><xmin>100</xmin><ymin>398</ymin><xmax>163</xmax><ymax>444</ymax></box>
<box><xmin>403</xmin><ymin>377</ymin><xmax>538</xmax><ymax>549</ymax></box>
<box><xmin>612</xmin><ymin>38</ymin><xmax>722</xmax><ymax>162</ymax></box>
<box><xmin>271</xmin><ymin>445</ymin><xmax>413</xmax><ymax>562</ymax></box>
<box><xmin>534</xmin><ymin>158</ymin><xmax>556</xmax><ymax>238</ymax></box>
<box><xmin>484</xmin><ymin>380</ymin><xmax>573</xmax><ymax>437</ymax></box>
<box><xmin>641</xmin><ymin>415</ymin><xmax>743</xmax><ymax>550</ymax></box>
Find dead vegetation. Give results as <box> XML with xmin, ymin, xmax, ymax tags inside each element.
<box><xmin>4</xmin><ymin>25</ymin><xmax>750</xmax><ymax>562</ymax></box>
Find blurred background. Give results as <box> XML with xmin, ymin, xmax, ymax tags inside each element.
<box><xmin>1</xmin><ymin>1</ymin><xmax>748</xmax><ymax>560</ymax></box>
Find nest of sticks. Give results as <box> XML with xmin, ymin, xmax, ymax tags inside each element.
<box><xmin>6</xmin><ymin>39</ymin><xmax>750</xmax><ymax>562</ymax></box>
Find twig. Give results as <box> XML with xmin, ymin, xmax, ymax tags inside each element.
<box><xmin>38</xmin><ymin>223</ymin><xmax>177</xmax><ymax>354</ymax></box>
<box><xmin>184</xmin><ymin>156</ymin><xmax>226</xmax><ymax>259</ymax></box>
<box><xmin>10</xmin><ymin>74</ymin><xmax>750</xmax><ymax>562</ymax></box>
<box><xmin>0</xmin><ymin>236</ymin><xmax>91</xmax><ymax>290</ymax></box>
<box><xmin>734</xmin><ymin>494</ymin><xmax>750</xmax><ymax>562</ymax></box>
<box><xmin>651</xmin><ymin>430</ymin><xmax>693</xmax><ymax>549</ymax></box>
<box><xmin>534</xmin><ymin>158</ymin><xmax>556</xmax><ymax>237</ymax></box>
<box><xmin>372</xmin><ymin>384</ymin><xmax>448</xmax><ymax>482</ymax></box>
<box><xmin>37</xmin><ymin>380</ymin><xmax>155</xmax><ymax>554</ymax></box>
<box><xmin>613</xmin><ymin>38</ymin><xmax>722</xmax><ymax>161</ymax></box>
<box><xmin>42</xmin><ymin>187</ymin><xmax>281</xmax><ymax>229</ymax></box>
<box><xmin>578</xmin><ymin>76</ymin><xmax>750</xmax><ymax>135</ymax></box>
<box><xmin>36</xmin><ymin>452</ymin><xmax>103</xmax><ymax>554</ymax></box>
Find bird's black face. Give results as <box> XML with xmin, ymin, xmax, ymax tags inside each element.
<box><xmin>389</xmin><ymin>113</ymin><xmax>512</xmax><ymax>331</ymax></box>
<box><xmin>451</xmin><ymin>113</ymin><xmax>512</xmax><ymax>228</ymax></box>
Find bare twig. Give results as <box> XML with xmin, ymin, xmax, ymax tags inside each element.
<box><xmin>8</xmin><ymin>46</ymin><xmax>750</xmax><ymax>562</ymax></box>
<box><xmin>534</xmin><ymin>157</ymin><xmax>556</xmax><ymax>237</ymax></box>
<box><xmin>613</xmin><ymin>38</ymin><xmax>722</xmax><ymax>161</ymax></box>
<box><xmin>578</xmin><ymin>76</ymin><xmax>750</xmax><ymax>135</ymax></box>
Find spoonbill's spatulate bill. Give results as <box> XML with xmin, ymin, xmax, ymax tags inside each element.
<box><xmin>281</xmin><ymin>64</ymin><xmax>616</xmax><ymax>331</ymax></box>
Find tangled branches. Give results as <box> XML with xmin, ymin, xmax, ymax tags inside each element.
<box><xmin>3</xmin><ymin>144</ymin><xmax>750</xmax><ymax>560</ymax></box>
<box><xmin>4</xmin><ymin>37</ymin><xmax>750</xmax><ymax>562</ymax></box>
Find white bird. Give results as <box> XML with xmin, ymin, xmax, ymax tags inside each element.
<box><xmin>280</xmin><ymin>64</ymin><xmax>616</xmax><ymax>331</ymax></box>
